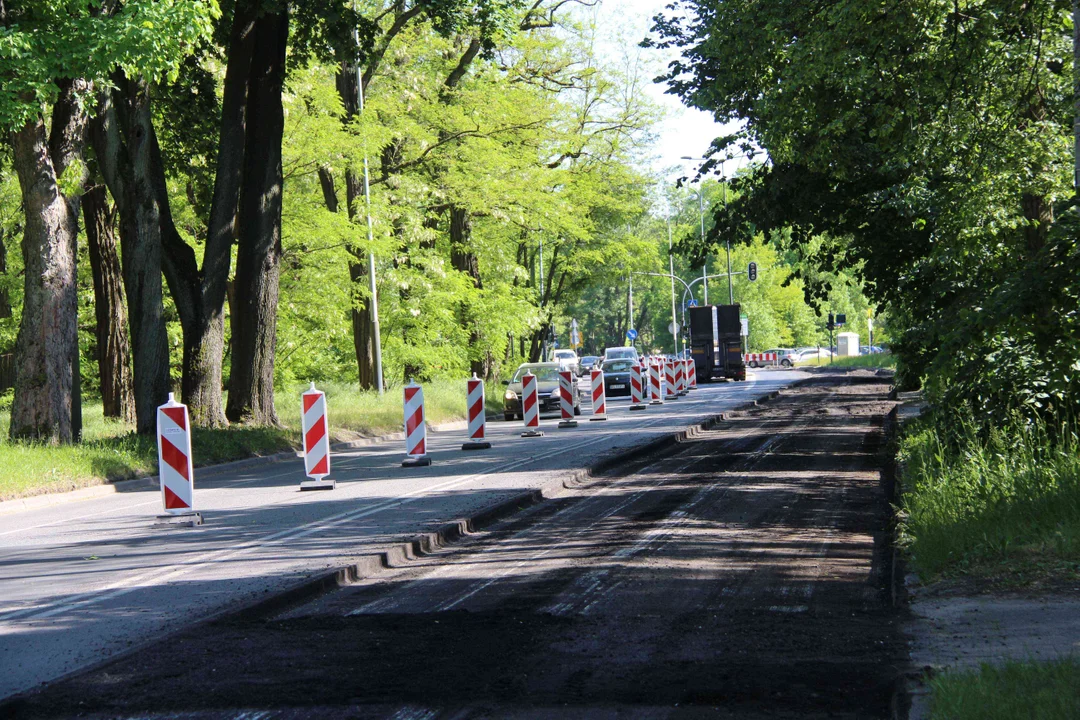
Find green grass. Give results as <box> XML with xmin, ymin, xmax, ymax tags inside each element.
<box><xmin>929</xmin><ymin>658</ymin><xmax>1080</xmax><ymax>720</ymax></box>
<box><xmin>897</xmin><ymin>418</ymin><xmax>1080</xmax><ymax>583</ymax></box>
<box><xmin>0</xmin><ymin>379</ymin><xmax>501</xmax><ymax>501</ymax></box>
<box><xmin>795</xmin><ymin>352</ymin><xmax>897</xmax><ymax>369</ymax></box>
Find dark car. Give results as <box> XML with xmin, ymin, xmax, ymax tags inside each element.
<box><xmin>601</xmin><ymin>358</ymin><xmax>635</xmax><ymax>397</ymax></box>
<box><xmin>579</xmin><ymin>355</ymin><xmax>600</xmax><ymax>377</ymax></box>
<box><xmin>502</xmin><ymin>362</ymin><xmax>581</xmax><ymax>420</ymax></box>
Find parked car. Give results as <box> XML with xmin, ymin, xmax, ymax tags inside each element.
<box><xmin>502</xmin><ymin>362</ymin><xmax>580</xmax><ymax>421</ymax></box>
<box><xmin>601</xmin><ymin>358</ymin><xmax>635</xmax><ymax>397</ymax></box>
<box><xmin>795</xmin><ymin>346</ymin><xmax>832</xmax><ymax>362</ymax></box>
<box><xmin>552</xmin><ymin>349</ymin><xmax>581</xmax><ymax>376</ymax></box>
<box><xmin>579</xmin><ymin>355</ymin><xmax>600</xmax><ymax>376</ymax></box>
<box><xmin>749</xmin><ymin>348</ymin><xmax>799</xmax><ymax>368</ymax></box>
<box><xmin>603</xmin><ymin>347</ymin><xmax>640</xmax><ymax>364</ymax></box>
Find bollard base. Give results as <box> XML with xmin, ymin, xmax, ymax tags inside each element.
<box><xmin>678</xmin><ymin>390</ymin><xmax>689</xmax><ymax>396</ymax></box>
<box><xmin>402</xmin><ymin>456</ymin><xmax>432</xmax><ymax>467</ymax></box>
<box><xmin>649</xmin><ymin>399</ymin><xmax>664</xmax><ymax>405</ymax></box>
<box><xmin>154</xmin><ymin>511</ymin><xmax>203</xmax><ymax>528</ymax></box>
<box><xmin>629</xmin><ymin>404</ymin><xmax>647</xmax><ymax>411</ymax></box>
<box><xmin>461</xmin><ymin>440</ymin><xmax>492</xmax><ymax>451</ymax></box>
<box><xmin>665</xmin><ymin>395</ymin><xmax>679</xmax><ymax>401</ymax></box>
<box><xmin>589</xmin><ymin>416</ymin><xmax>608</xmax><ymax>421</ymax></box>
<box><xmin>558</xmin><ymin>420</ymin><xmax>578</xmax><ymax>428</ymax></box>
<box><xmin>300</xmin><ymin>478</ymin><xmax>336</xmax><ymax>491</ymax></box>
<box><xmin>521</xmin><ymin>429</ymin><xmax>545</xmax><ymax>438</ymax></box>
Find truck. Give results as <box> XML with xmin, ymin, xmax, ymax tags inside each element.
<box><xmin>688</xmin><ymin>304</ymin><xmax>746</xmax><ymax>382</ymax></box>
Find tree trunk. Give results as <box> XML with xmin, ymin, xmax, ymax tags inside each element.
<box><xmin>83</xmin><ymin>184</ymin><xmax>135</xmax><ymax>423</ymax></box>
<box><xmin>8</xmin><ymin>96</ymin><xmax>85</xmax><ymax>442</ymax></box>
<box><xmin>91</xmin><ymin>77</ymin><xmax>172</xmax><ymax>434</ymax></box>
<box><xmin>227</xmin><ymin>9</ymin><xmax>288</xmax><ymax>425</ymax></box>
<box><xmin>449</xmin><ymin>205</ymin><xmax>489</xmax><ymax>378</ymax></box>
<box><xmin>0</xmin><ymin>223</ymin><xmax>12</xmax><ymax>319</ymax></box>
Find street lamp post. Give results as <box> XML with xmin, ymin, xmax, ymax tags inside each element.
<box><xmin>666</xmin><ymin>215</ymin><xmax>680</xmax><ymax>354</ymax></box>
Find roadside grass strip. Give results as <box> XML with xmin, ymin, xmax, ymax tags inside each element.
<box><xmin>795</xmin><ymin>352</ymin><xmax>897</xmax><ymax>369</ymax></box>
<box><xmin>897</xmin><ymin>418</ymin><xmax>1080</xmax><ymax>582</ymax></box>
<box><xmin>0</xmin><ymin>380</ymin><xmax>504</xmax><ymax>501</ymax></box>
<box><xmin>928</xmin><ymin>657</ymin><xmax>1080</xmax><ymax>720</ymax></box>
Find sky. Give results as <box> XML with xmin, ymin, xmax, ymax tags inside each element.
<box><xmin>588</xmin><ymin>0</ymin><xmax>744</xmax><ymax>182</ymax></box>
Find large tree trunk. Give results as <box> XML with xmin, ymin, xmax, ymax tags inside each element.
<box><xmin>8</xmin><ymin>86</ymin><xmax>87</xmax><ymax>442</ymax></box>
<box><xmin>227</xmin><ymin>9</ymin><xmax>288</xmax><ymax>425</ymax></box>
<box><xmin>83</xmin><ymin>184</ymin><xmax>135</xmax><ymax>423</ymax></box>
<box><xmin>91</xmin><ymin>78</ymin><xmax>172</xmax><ymax>434</ymax></box>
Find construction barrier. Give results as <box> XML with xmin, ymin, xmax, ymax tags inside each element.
<box><xmin>688</xmin><ymin>357</ymin><xmax>698</xmax><ymax>389</ymax></box>
<box><xmin>590</xmin><ymin>367</ymin><xmax>607</xmax><ymax>420</ymax></box>
<box><xmin>744</xmin><ymin>352</ymin><xmax>778</xmax><ymax>366</ymax></box>
<box><xmin>675</xmin><ymin>358</ymin><xmax>687</xmax><ymax>396</ymax></box>
<box><xmin>664</xmin><ymin>359</ymin><xmax>678</xmax><ymax>400</ymax></box>
<box><xmin>558</xmin><ymin>369</ymin><xmax>578</xmax><ymax>428</ymax></box>
<box><xmin>521</xmin><ymin>371</ymin><xmax>544</xmax><ymax>437</ymax></box>
<box><xmin>629</xmin><ymin>362</ymin><xmax>647</xmax><ymax>410</ymax></box>
<box><xmin>462</xmin><ymin>375</ymin><xmax>491</xmax><ymax>450</ymax></box>
<box><xmin>155</xmin><ymin>393</ymin><xmax>202</xmax><ymax>525</ymax></box>
<box><xmin>649</xmin><ymin>359</ymin><xmax>663</xmax><ymax>404</ymax></box>
<box><xmin>402</xmin><ymin>381</ymin><xmax>431</xmax><ymax>466</ymax></box>
<box><xmin>300</xmin><ymin>383</ymin><xmax>335</xmax><ymax>490</ymax></box>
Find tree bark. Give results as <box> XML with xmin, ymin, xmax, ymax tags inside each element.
<box><xmin>82</xmin><ymin>184</ymin><xmax>135</xmax><ymax>423</ymax></box>
<box><xmin>90</xmin><ymin>77</ymin><xmax>172</xmax><ymax>434</ymax></box>
<box><xmin>449</xmin><ymin>205</ymin><xmax>490</xmax><ymax>378</ymax></box>
<box><xmin>8</xmin><ymin>84</ymin><xmax>87</xmax><ymax>442</ymax></box>
<box><xmin>226</xmin><ymin>9</ymin><xmax>288</xmax><ymax>425</ymax></box>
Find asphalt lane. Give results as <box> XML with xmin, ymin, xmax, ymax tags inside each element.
<box><xmin>0</xmin><ymin>370</ymin><xmax>806</xmax><ymax>700</ymax></box>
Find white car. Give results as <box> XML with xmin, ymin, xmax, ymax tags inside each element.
<box><xmin>552</xmin><ymin>349</ymin><xmax>581</xmax><ymax>375</ymax></box>
<box><xmin>603</xmin><ymin>347</ymin><xmax>640</xmax><ymax>364</ymax></box>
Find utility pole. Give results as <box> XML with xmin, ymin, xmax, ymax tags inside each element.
<box><xmin>667</xmin><ymin>215</ymin><xmax>679</xmax><ymax>354</ymax></box>
<box><xmin>628</xmin><ymin>273</ymin><xmax>634</xmax><ymax>348</ymax></box>
<box><xmin>698</xmin><ymin>189</ymin><xmax>708</xmax><ymax>305</ymax></box>
<box><xmin>721</xmin><ymin>160</ymin><xmax>733</xmax><ymax>305</ymax></box>
<box><xmin>539</xmin><ymin>235</ymin><xmax>546</xmax><ymax>362</ymax></box>
<box><xmin>355</xmin><ymin>18</ymin><xmax>383</xmax><ymax>393</ymax></box>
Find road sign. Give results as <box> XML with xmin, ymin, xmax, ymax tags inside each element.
<box><xmin>686</xmin><ymin>298</ymin><xmax>698</xmax><ymax>308</ymax></box>
<box><xmin>836</xmin><ymin>313</ymin><xmax>847</xmax><ymax>326</ymax></box>
<box><xmin>740</xmin><ymin>317</ymin><xmax>749</xmax><ymax>337</ymax></box>
<box><xmin>748</xmin><ymin>262</ymin><xmax>758</xmax><ymax>281</ymax></box>
<box><xmin>627</xmin><ymin>328</ymin><xmax>638</xmax><ymax>340</ymax></box>
<box><xmin>667</xmin><ymin>321</ymin><xmax>680</xmax><ymax>335</ymax></box>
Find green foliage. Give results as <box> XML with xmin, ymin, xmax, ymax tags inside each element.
<box><xmin>929</xmin><ymin>658</ymin><xmax>1080</xmax><ymax>720</ymax></box>
<box><xmin>651</xmin><ymin>0</ymin><xmax>1078</xmax><ymax>427</ymax></box>
<box><xmin>898</xmin><ymin>416</ymin><xmax>1080</xmax><ymax>581</ymax></box>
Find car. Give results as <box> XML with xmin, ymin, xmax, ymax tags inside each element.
<box><xmin>552</xmin><ymin>349</ymin><xmax>581</xmax><ymax>376</ymax></box>
<box><xmin>748</xmin><ymin>348</ymin><xmax>799</xmax><ymax>368</ymax></box>
<box><xmin>502</xmin><ymin>362</ymin><xmax>580</xmax><ymax>421</ymax></box>
<box><xmin>600</xmin><ymin>358</ymin><xmax>635</xmax><ymax>397</ymax></box>
<box><xmin>795</xmin><ymin>346</ymin><xmax>832</xmax><ymax>362</ymax></box>
<box><xmin>579</xmin><ymin>355</ymin><xmax>600</xmax><ymax>376</ymax></box>
<box><xmin>603</xmin><ymin>347</ymin><xmax>640</xmax><ymax>364</ymax></box>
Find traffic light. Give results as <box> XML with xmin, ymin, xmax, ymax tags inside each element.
<box><xmin>827</xmin><ymin>312</ymin><xmax>835</xmax><ymax>331</ymax></box>
<box><xmin>748</xmin><ymin>261</ymin><xmax>757</xmax><ymax>282</ymax></box>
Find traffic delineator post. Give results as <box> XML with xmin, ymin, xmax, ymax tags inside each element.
<box><xmin>402</xmin><ymin>381</ymin><xmax>432</xmax><ymax>466</ymax></box>
<box><xmin>649</xmin><ymin>359</ymin><xmax>664</xmax><ymax>405</ymax></box>
<box><xmin>590</xmin><ymin>367</ymin><xmax>608</xmax><ymax>421</ymax></box>
<box><xmin>675</xmin><ymin>358</ymin><xmax>687</xmax><ymax>396</ymax></box>
<box><xmin>521</xmin><ymin>371</ymin><xmax>544</xmax><ymax>437</ymax></box>
<box><xmin>462</xmin><ymin>375</ymin><xmax>492</xmax><ymax>450</ymax></box>
<box><xmin>557</xmin><ymin>369</ymin><xmax>578</xmax><ymax>428</ymax></box>
<box><xmin>629</xmin><ymin>362</ymin><xmax>647</xmax><ymax>411</ymax></box>
<box><xmin>300</xmin><ymin>382</ymin><xmax>335</xmax><ymax>490</ymax></box>
<box><xmin>688</xmin><ymin>357</ymin><xmax>698</xmax><ymax>389</ymax></box>
<box><xmin>155</xmin><ymin>393</ymin><xmax>202</xmax><ymax>527</ymax></box>
<box><xmin>664</xmin><ymin>359</ymin><xmax>678</xmax><ymax>400</ymax></box>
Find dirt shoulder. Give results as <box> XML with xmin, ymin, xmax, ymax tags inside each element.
<box><xmin>4</xmin><ymin>371</ymin><xmax>905</xmax><ymax>719</ymax></box>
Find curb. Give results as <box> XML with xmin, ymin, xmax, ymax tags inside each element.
<box><xmin>0</xmin><ymin>417</ymin><xmax>474</xmax><ymax>516</ymax></box>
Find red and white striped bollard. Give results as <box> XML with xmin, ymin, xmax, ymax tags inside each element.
<box><xmin>649</xmin><ymin>358</ymin><xmax>663</xmax><ymax>404</ymax></box>
<box><xmin>402</xmin><ymin>381</ymin><xmax>431</xmax><ymax>466</ymax></box>
<box><xmin>462</xmin><ymin>375</ymin><xmax>492</xmax><ymax>450</ymax></box>
<box><xmin>664</xmin><ymin>359</ymin><xmax>678</xmax><ymax>400</ymax></box>
<box><xmin>629</xmin><ymin>362</ymin><xmax>647</xmax><ymax>411</ymax></box>
<box><xmin>688</xmin><ymin>357</ymin><xmax>698</xmax><ymax>389</ymax></box>
<box><xmin>557</xmin><ymin>369</ymin><xmax>578</xmax><ymax>428</ymax></box>
<box><xmin>590</xmin><ymin>367</ymin><xmax>607</xmax><ymax>420</ymax></box>
<box><xmin>521</xmin><ymin>371</ymin><xmax>544</xmax><ymax>437</ymax></box>
<box><xmin>300</xmin><ymin>383</ymin><xmax>335</xmax><ymax>490</ymax></box>
<box><xmin>155</xmin><ymin>393</ymin><xmax>202</xmax><ymax>526</ymax></box>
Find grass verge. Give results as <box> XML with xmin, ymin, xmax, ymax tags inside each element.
<box><xmin>897</xmin><ymin>417</ymin><xmax>1080</xmax><ymax>585</ymax></box>
<box><xmin>795</xmin><ymin>352</ymin><xmax>897</xmax><ymax>369</ymax></box>
<box><xmin>0</xmin><ymin>379</ymin><xmax>503</xmax><ymax>502</ymax></box>
<box><xmin>928</xmin><ymin>657</ymin><xmax>1080</xmax><ymax>720</ymax></box>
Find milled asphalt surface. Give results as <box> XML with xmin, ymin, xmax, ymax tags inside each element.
<box><xmin>0</xmin><ymin>370</ymin><xmax>807</xmax><ymax>701</ymax></box>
